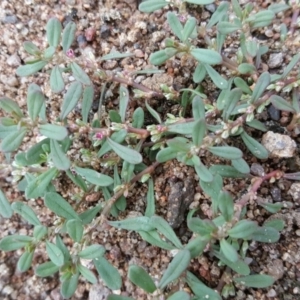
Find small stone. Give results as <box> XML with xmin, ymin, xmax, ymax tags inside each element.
<box><xmin>100</xmin><ymin>24</ymin><xmax>110</xmax><ymax>39</ymax></box>
<box><xmin>266</xmin><ymin>259</ymin><xmax>284</xmax><ymax>280</ymax></box>
<box><xmin>2</xmin><ymin>15</ymin><xmax>18</xmax><ymax>24</ymax></box>
<box><xmin>134</xmin><ymin>49</ymin><xmax>144</xmax><ymax>58</ymax></box>
<box><xmin>77</xmin><ymin>34</ymin><xmax>87</xmax><ymax>48</ymax></box>
<box><xmin>85</xmin><ymin>27</ymin><xmax>96</xmax><ymax>42</ymax></box>
<box><xmin>6</xmin><ymin>54</ymin><xmax>21</xmax><ymax>67</ymax></box>
<box><xmin>288</xmin><ymin>183</ymin><xmax>300</xmax><ymax>203</ymax></box>
<box><xmin>250</xmin><ymin>163</ymin><xmax>265</xmax><ymax>176</ymax></box>
<box><xmin>270</xmin><ymin>187</ymin><xmax>282</xmax><ymax>202</ymax></box>
<box><xmin>205</xmin><ymin>3</ymin><xmax>216</xmax><ymax>13</ymax></box>
<box><xmin>267</xmin><ymin>289</ymin><xmax>277</xmax><ymax>297</ymax></box>
<box><xmin>261</xmin><ymin>131</ymin><xmax>297</xmax><ymax>158</ymax></box>
<box><xmin>89</xmin><ymin>283</ymin><xmax>111</xmax><ymax>300</ymax></box>
<box><xmin>268</xmin><ymin>104</ymin><xmax>280</xmax><ymax>121</ymax></box>
<box><xmin>295</xmin><ymin>229</ymin><xmax>300</xmax><ymax>236</ymax></box>
<box><xmin>268</xmin><ymin>53</ymin><xmax>283</xmax><ymax>69</ymax></box>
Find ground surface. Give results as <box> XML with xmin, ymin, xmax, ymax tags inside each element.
<box><xmin>1</xmin><ymin>0</ymin><xmax>300</xmax><ymax>299</ymax></box>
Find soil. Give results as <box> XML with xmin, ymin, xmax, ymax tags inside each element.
<box><xmin>1</xmin><ymin>0</ymin><xmax>300</xmax><ymax>300</ymax></box>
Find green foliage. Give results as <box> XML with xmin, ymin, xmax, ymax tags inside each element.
<box><xmin>0</xmin><ymin>1</ymin><xmax>298</xmax><ymax>298</ymax></box>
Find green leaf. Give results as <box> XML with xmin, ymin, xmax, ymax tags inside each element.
<box><xmin>231</xmin><ymin>158</ymin><xmax>250</xmax><ymax>174</ymax></box>
<box><xmin>108</xmin><ymin>216</ymin><xmax>155</xmax><ymax>232</ymax></box>
<box><xmin>192</xmin><ymin>119</ymin><xmax>206</xmax><ymax>146</ymax></box>
<box><xmin>145</xmin><ymin>178</ymin><xmax>155</xmax><ymax>218</ymax></box>
<box><xmin>159</xmin><ymin>249</ymin><xmax>191</xmax><ymax>289</ymax></box>
<box><xmin>43</xmin><ymin>46</ymin><xmax>56</xmax><ymax>59</ymax></box>
<box><xmin>17</xmin><ymin>251</ymin><xmax>34</xmax><ymax>272</ymax></box>
<box><xmin>132</xmin><ymin>107</ymin><xmax>144</xmax><ymax>128</ymax></box>
<box><xmin>66</xmin><ymin>170</ymin><xmax>88</xmax><ymax>192</ymax></box>
<box><xmin>46</xmin><ymin>17</ymin><xmax>62</xmax><ymax>47</ymax></box>
<box><xmin>234</xmin><ymin>274</ymin><xmax>275</xmax><ymax>288</ymax></box>
<box><xmin>222</xmin><ymin>88</ymin><xmax>242</xmax><ymax>121</ymax></box>
<box><xmin>214</xmin><ymin>251</ymin><xmax>250</xmax><ymax>275</ymax></box>
<box><xmin>228</xmin><ymin>220</ymin><xmax>258</xmax><ymax>239</ymax></box>
<box><xmin>50</xmin><ymin>139</ymin><xmax>70</xmax><ymax>170</ymax></box>
<box><xmin>78</xmin><ymin>244</ymin><xmax>105</xmax><ymax>259</ymax></box>
<box><xmin>193</xmin><ymin>63</ymin><xmax>207</xmax><ymax>83</ymax></box>
<box><xmin>251</xmin><ymin>226</ymin><xmax>280</xmax><ymax>243</ymax></box>
<box><xmin>260</xmin><ymin>202</ymin><xmax>283</xmax><ymax>214</ymax></box>
<box><xmin>44</xmin><ymin>192</ymin><xmax>80</xmax><ymax>220</ymax></box>
<box><xmin>56</xmin><ymin>235</ymin><xmax>71</xmax><ymax>261</ymax></box>
<box><xmin>218</xmin><ymin>191</ymin><xmax>234</xmax><ymax>222</ymax></box>
<box><xmin>167</xmin><ymin>291</ymin><xmax>190</xmax><ymax>300</ymax></box>
<box><xmin>167</xmin><ymin>121</ymin><xmax>196</xmax><ymax>135</ymax></box>
<box><xmin>156</xmin><ymin>147</ymin><xmax>178</xmax><ymax>163</ymax></box>
<box><xmin>192</xmin><ymin>96</ymin><xmax>205</xmax><ymax>120</ymax></box>
<box><xmin>0</xmin><ymin>124</ymin><xmax>18</xmax><ymax>139</ymax></box>
<box><xmin>217</xmin><ymin>21</ymin><xmax>241</xmax><ymax>35</ymax></box>
<box><xmin>270</xmin><ymin>95</ymin><xmax>295</xmax><ymax>112</ymax></box>
<box><xmin>182</xmin><ymin>16</ymin><xmax>197</xmax><ymax>42</ymax></box>
<box><xmin>0</xmin><ymin>127</ymin><xmax>27</xmax><ymax>152</ymax></box>
<box><xmin>60</xmin><ymin>81</ymin><xmax>82</xmax><ymax>119</ymax></box>
<box><xmin>78</xmin><ymin>264</ymin><xmax>97</xmax><ymax>284</ymax></box>
<box><xmin>81</xmin><ymin>85</ymin><xmax>94</xmax><ymax>123</ymax></box>
<box><xmin>209</xmin><ymin>165</ymin><xmax>247</xmax><ymax>178</ymax></box>
<box><xmin>39</xmin><ymin>124</ymin><xmax>68</xmax><ymax>141</ymax></box>
<box><xmin>25</xmin><ymin>167</ymin><xmax>58</xmax><ymax>199</ymax></box>
<box><xmin>149</xmin><ymin>49</ymin><xmax>178</xmax><ymax>65</ymax></box>
<box><xmin>70</xmin><ymin>62</ymin><xmax>91</xmax><ymax>85</ymax></box>
<box><xmin>167</xmin><ymin>12</ymin><xmax>183</xmax><ymax>41</ymax></box>
<box><xmin>35</xmin><ymin>261</ymin><xmax>60</xmax><ymax>277</ymax></box>
<box><xmin>150</xmin><ymin>215</ymin><xmax>183</xmax><ymax>249</ymax></box>
<box><xmin>100</xmin><ymin>51</ymin><xmax>134</xmax><ymax>61</ymax></box>
<box><xmin>62</xmin><ymin>21</ymin><xmax>76</xmax><ymax>52</ymax></box>
<box><xmin>119</xmin><ymin>86</ymin><xmax>129</xmax><ymax>122</ymax></box>
<box><xmin>234</xmin><ymin>77</ymin><xmax>252</xmax><ymax>94</ymax></box>
<box><xmin>145</xmin><ymin>101</ymin><xmax>161</xmax><ymax>124</ymax></box>
<box><xmin>0</xmin><ymin>189</ymin><xmax>13</xmax><ymax>218</ymax></box>
<box><xmin>16</xmin><ymin>61</ymin><xmax>47</xmax><ymax>77</ymax></box>
<box><xmin>247</xmin><ymin>10</ymin><xmax>275</xmax><ymax>28</ymax></box>
<box><xmin>98</xmin><ymin>129</ymin><xmax>127</xmax><ymax>157</ymax></box>
<box><xmin>191</xmin><ymin>48</ymin><xmax>222</xmax><ymax>65</ymax></box>
<box><xmin>208</xmin><ymin>146</ymin><xmax>242</xmax><ymax>160</ymax></box>
<box><xmin>107</xmin><ymin>138</ymin><xmax>142</xmax><ymax>164</ymax></box>
<box><xmin>139</xmin><ymin>0</ymin><xmax>168</xmax><ymax>13</ymax></box>
<box><xmin>27</xmin><ymin>84</ymin><xmax>45</xmax><ymax>121</ymax></box>
<box><xmin>246</xmin><ymin>119</ymin><xmax>267</xmax><ymax>132</ymax></box>
<box><xmin>282</xmin><ymin>53</ymin><xmax>300</xmax><ymax>78</ymax></box>
<box><xmin>33</xmin><ymin>225</ymin><xmax>48</xmax><ymax>240</ymax></box>
<box><xmin>220</xmin><ymin>239</ymin><xmax>238</xmax><ymax>263</ymax></box>
<box><xmin>0</xmin><ymin>235</ymin><xmax>33</xmax><ymax>251</ymax></box>
<box><xmin>66</xmin><ymin>219</ymin><xmax>83</xmax><ymax>242</ymax></box>
<box><xmin>61</xmin><ymin>271</ymin><xmax>79</xmax><ymax>299</ymax></box>
<box><xmin>108</xmin><ymin>296</ymin><xmax>133</xmax><ymax>300</ymax></box>
<box><xmin>238</xmin><ymin>63</ymin><xmax>256</xmax><ymax>74</ymax></box>
<box><xmin>46</xmin><ymin>240</ymin><xmax>64</xmax><ymax>266</ymax></box>
<box><xmin>240</xmin><ymin>131</ymin><xmax>268</xmax><ymax>159</ymax></box>
<box><xmin>187</xmin><ymin>218</ymin><xmax>217</xmax><ymax>236</ymax></box>
<box><xmin>50</xmin><ymin>66</ymin><xmax>65</xmax><ymax>93</ymax></box>
<box><xmin>264</xmin><ymin>219</ymin><xmax>285</xmax><ymax>231</ymax></box>
<box><xmin>0</xmin><ymin>96</ymin><xmax>24</xmax><ymax>118</ymax></box>
<box><xmin>11</xmin><ymin>202</ymin><xmax>40</xmax><ymax>226</ymax></box>
<box><xmin>204</xmin><ymin>64</ymin><xmax>228</xmax><ymax>89</ymax></box>
<box><xmin>251</xmin><ymin>72</ymin><xmax>270</xmax><ymax>103</ymax></box>
<box><xmin>207</xmin><ymin>2</ymin><xmax>229</xmax><ymax>28</ymax></box>
<box><xmin>74</xmin><ymin>166</ymin><xmax>113</xmax><ymax>186</ymax></box>
<box><xmin>184</xmin><ymin>0</ymin><xmax>214</xmax><ymax>5</ymax></box>
<box><xmin>128</xmin><ymin>265</ymin><xmax>157</xmax><ymax>293</ymax></box>
<box><xmin>139</xmin><ymin>230</ymin><xmax>175</xmax><ymax>250</ymax></box>
<box><xmin>186</xmin><ymin>271</ymin><xmax>222</xmax><ymax>300</ymax></box>
<box><xmin>193</xmin><ymin>156</ymin><xmax>213</xmax><ymax>182</ymax></box>
<box><xmin>23</xmin><ymin>41</ymin><xmax>41</xmax><ymax>55</ymax></box>
<box><xmin>93</xmin><ymin>257</ymin><xmax>122</xmax><ymax>290</ymax></box>
<box><xmin>185</xmin><ymin>235</ymin><xmax>210</xmax><ymax>259</ymax></box>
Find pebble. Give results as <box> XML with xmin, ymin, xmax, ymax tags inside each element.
<box><xmin>2</xmin><ymin>15</ymin><xmax>18</xmax><ymax>24</ymax></box>
<box><xmin>7</xmin><ymin>53</ymin><xmax>21</xmax><ymax>67</ymax></box>
<box><xmin>261</xmin><ymin>131</ymin><xmax>297</xmax><ymax>158</ymax></box>
<box><xmin>89</xmin><ymin>282</ymin><xmax>111</xmax><ymax>300</ymax></box>
<box><xmin>268</xmin><ymin>104</ymin><xmax>280</xmax><ymax>121</ymax></box>
<box><xmin>267</xmin><ymin>289</ymin><xmax>277</xmax><ymax>297</ymax></box>
<box><xmin>250</xmin><ymin>163</ymin><xmax>265</xmax><ymax>176</ymax></box>
<box><xmin>268</xmin><ymin>53</ymin><xmax>283</xmax><ymax>69</ymax></box>
<box><xmin>100</xmin><ymin>24</ymin><xmax>110</xmax><ymax>39</ymax></box>
<box><xmin>288</xmin><ymin>183</ymin><xmax>300</xmax><ymax>203</ymax></box>
<box><xmin>205</xmin><ymin>4</ymin><xmax>216</xmax><ymax>13</ymax></box>
<box><xmin>270</xmin><ymin>187</ymin><xmax>282</xmax><ymax>202</ymax></box>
